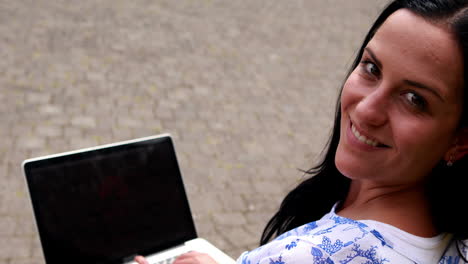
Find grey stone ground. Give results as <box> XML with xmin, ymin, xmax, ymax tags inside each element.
<box><xmin>0</xmin><ymin>0</ymin><xmax>389</xmax><ymax>263</ymax></box>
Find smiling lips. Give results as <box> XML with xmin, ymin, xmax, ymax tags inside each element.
<box><xmin>351</xmin><ymin>123</ymin><xmax>389</xmax><ymax>148</ymax></box>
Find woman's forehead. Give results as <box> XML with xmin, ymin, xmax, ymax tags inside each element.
<box><xmin>367</xmin><ymin>9</ymin><xmax>464</xmax><ymax>101</ymax></box>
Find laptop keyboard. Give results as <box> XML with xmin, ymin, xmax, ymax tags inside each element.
<box><xmin>155</xmin><ymin>257</ymin><xmax>175</xmax><ymax>264</ymax></box>
<box><xmin>153</xmin><ymin>253</ymin><xmax>185</xmax><ymax>264</ymax></box>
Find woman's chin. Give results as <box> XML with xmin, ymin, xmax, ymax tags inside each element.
<box><xmin>335</xmin><ymin>153</ymin><xmax>371</xmax><ymax>180</ymax></box>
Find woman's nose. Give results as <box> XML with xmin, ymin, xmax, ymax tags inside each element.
<box><xmin>354</xmin><ymin>89</ymin><xmax>388</xmax><ymax>127</ymax></box>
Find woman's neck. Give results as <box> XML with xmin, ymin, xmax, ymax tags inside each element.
<box><xmin>337</xmin><ymin>180</ymin><xmax>438</xmax><ymax>237</ymax></box>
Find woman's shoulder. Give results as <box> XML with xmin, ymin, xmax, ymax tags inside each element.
<box><xmin>275</xmin><ymin>209</ymin><xmax>383</xmax><ymax>245</ymax></box>
<box><xmin>238</xmin><ymin>211</ymin><xmax>413</xmax><ymax>264</ymax></box>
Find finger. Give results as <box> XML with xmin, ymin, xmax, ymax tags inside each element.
<box><xmin>173</xmin><ymin>259</ymin><xmax>193</xmax><ymax>264</ymax></box>
<box><xmin>176</xmin><ymin>251</ymin><xmax>203</xmax><ymax>259</ymax></box>
<box><xmin>173</xmin><ymin>251</ymin><xmax>203</xmax><ymax>263</ymax></box>
<box><xmin>134</xmin><ymin>255</ymin><xmax>149</xmax><ymax>264</ymax></box>
<box><xmin>173</xmin><ymin>256</ymin><xmax>200</xmax><ymax>264</ymax></box>
<box><xmin>174</xmin><ymin>251</ymin><xmax>218</xmax><ymax>264</ymax></box>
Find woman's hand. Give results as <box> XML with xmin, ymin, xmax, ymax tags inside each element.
<box><xmin>134</xmin><ymin>255</ymin><xmax>149</xmax><ymax>264</ymax></box>
<box><xmin>134</xmin><ymin>251</ymin><xmax>218</xmax><ymax>264</ymax></box>
<box><xmin>173</xmin><ymin>251</ymin><xmax>218</xmax><ymax>264</ymax></box>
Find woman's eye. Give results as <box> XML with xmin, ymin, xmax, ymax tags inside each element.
<box><xmin>404</xmin><ymin>92</ymin><xmax>427</xmax><ymax>110</ymax></box>
<box><xmin>360</xmin><ymin>61</ymin><xmax>380</xmax><ymax>77</ymax></box>
<box><xmin>366</xmin><ymin>62</ymin><xmax>379</xmax><ymax>75</ymax></box>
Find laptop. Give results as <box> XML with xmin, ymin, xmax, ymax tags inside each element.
<box><xmin>22</xmin><ymin>134</ymin><xmax>236</xmax><ymax>264</ymax></box>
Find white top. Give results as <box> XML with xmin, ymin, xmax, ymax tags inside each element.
<box><xmin>237</xmin><ymin>204</ymin><xmax>467</xmax><ymax>263</ymax></box>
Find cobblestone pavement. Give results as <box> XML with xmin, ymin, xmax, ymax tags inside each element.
<box><xmin>0</xmin><ymin>0</ymin><xmax>389</xmax><ymax>263</ymax></box>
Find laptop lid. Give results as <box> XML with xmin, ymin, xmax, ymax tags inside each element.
<box><xmin>23</xmin><ymin>134</ymin><xmax>197</xmax><ymax>264</ymax></box>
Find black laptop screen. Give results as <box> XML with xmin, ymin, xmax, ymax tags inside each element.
<box><xmin>24</xmin><ymin>136</ymin><xmax>197</xmax><ymax>264</ymax></box>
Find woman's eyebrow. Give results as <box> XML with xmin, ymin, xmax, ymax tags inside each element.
<box><xmin>364</xmin><ymin>47</ymin><xmax>382</xmax><ymax>69</ymax></box>
<box><xmin>404</xmin><ymin>80</ymin><xmax>445</xmax><ymax>102</ymax></box>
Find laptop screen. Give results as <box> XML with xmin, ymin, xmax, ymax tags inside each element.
<box><xmin>23</xmin><ymin>135</ymin><xmax>197</xmax><ymax>264</ymax></box>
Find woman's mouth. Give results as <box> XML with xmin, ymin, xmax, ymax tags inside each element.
<box><xmin>351</xmin><ymin>123</ymin><xmax>389</xmax><ymax>148</ymax></box>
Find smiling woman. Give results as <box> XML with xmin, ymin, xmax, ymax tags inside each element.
<box><xmin>336</xmin><ymin>9</ymin><xmax>464</xmax><ymax>190</ymax></box>
<box><xmin>255</xmin><ymin>1</ymin><xmax>468</xmax><ymax>263</ymax></box>
<box><xmin>135</xmin><ymin>0</ymin><xmax>468</xmax><ymax>263</ymax></box>
<box><xmin>336</xmin><ymin>9</ymin><xmax>465</xmax><ymax>243</ymax></box>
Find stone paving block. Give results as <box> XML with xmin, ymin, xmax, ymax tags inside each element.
<box><xmin>38</xmin><ymin>104</ymin><xmax>63</xmax><ymax>115</ymax></box>
<box><xmin>0</xmin><ymin>216</ymin><xmax>16</xmax><ymax>236</ymax></box>
<box><xmin>131</xmin><ymin>127</ymin><xmax>160</xmax><ymax>139</ymax></box>
<box><xmin>245</xmin><ymin>211</ymin><xmax>274</xmax><ymax>226</ymax></box>
<box><xmin>25</xmin><ymin>93</ymin><xmax>51</xmax><ymax>104</ymax></box>
<box><xmin>190</xmin><ymin>192</ymin><xmax>224</xmax><ymax>216</ymax></box>
<box><xmin>221</xmin><ymin>227</ymin><xmax>258</xmax><ymax>254</ymax></box>
<box><xmin>243</xmin><ymin>193</ymin><xmax>282</xmax><ymax>213</ymax></box>
<box><xmin>35</xmin><ymin>124</ymin><xmax>62</xmax><ymax>138</ymax></box>
<box><xmin>225</xmin><ymin>177</ymin><xmax>255</xmax><ymax>196</ymax></box>
<box><xmin>83</xmin><ymin>106</ymin><xmax>115</xmax><ymax>119</ymax></box>
<box><xmin>16</xmin><ymin>137</ymin><xmax>46</xmax><ymax>150</ymax></box>
<box><xmin>1</xmin><ymin>194</ymin><xmax>31</xmax><ymax>217</ymax></box>
<box><xmin>14</xmin><ymin>216</ymin><xmax>36</xmax><ymax>236</ymax></box>
<box><xmin>218</xmin><ymin>193</ymin><xmax>247</xmax><ymax>212</ymax></box>
<box><xmin>2</xmin><ymin>169</ymin><xmax>25</xmax><ymax>189</ymax></box>
<box><xmin>244</xmin><ymin>225</ymin><xmax>265</xmax><ymax>245</ymax></box>
<box><xmin>86</xmin><ymin>71</ymin><xmax>106</xmax><ymax>83</ymax></box>
<box><xmin>252</xmin><ymin>179</ymin><xmax>287</xmax><ymax>194</ymax></box>
<box><xmin>111</xmin><ymin>127</ymin><xmax>134</xmax><ymax>141</ymax></box>
<box><xmin>0</xmin><ymin>237</ymin><xmax>32</xmax><ymax>259</ymax></box>
<box><xmin>5</xmin><ymin>258</ymin><xmax>44</xmax><ymax>264</ymax></box>
<box><xmin>69</xmin><ymin>137</ymin><xmax>99</xmax><ymax>150</ymax></box>
<box><xmin>64</xmin><ymin>127</ymin><xmax>83</xmax><ymax>138</ymax></box>
<box><xmin>46</xmin><ymin>116</ymin><xmax>69</xmax><ymax>126</ymax></box>
<box><xmin>31</xmin><ymin>235</ymin><xmax>45</xmax><ymax>260</ymax></box>
<box><xmin>117</xmin><ymin>117</ymin><xmax>145</xmax><ymax>128</ymax></box>
<box><xmin>191</xmin><ymin>211</ymin><xmax>213</xmax><ymax>229</ymax></box>
<box><xmin>41</xmin><ymin>138</ymin><xmax>70</xmax><ymax>154</ymax></box>
<box><xmin>0</xmin><ymin>162</ymin><xmax>7</xmax><ymax>176</ymax></box>
<box><xmin>9</xmin><ymin>123</ymin><xmax>35</xmax><ymax>139</ymax></box>
<box><xmin>3</xmin><ymin>149</ymin><xmax>29</xmax><ymax>168</ymax></box>
<box><xmin>70</xmin><ymin>116</ymin><xmax>97</xmax><ymax>128</ymax></box>
<box><xmin>93</xmin><ymin>114</ymin><xmax>115</xmax><ymax>128</ymax></box>
<box><xmin>153</xmin><ymin>103</ymin><xmax>175</xmax><ymax>119</ymax></box>
<box><xmin>212</xmin><ymin>212</ymin><xmax>247</xmax><ymax>227</ymax></box>
<box><xmin>204</xmin><ymin>172</ymin><xmax>228</xmax><ymax>190</ymax></box>
<box><xmin>129</xmin><ymin>107</ymin><xmax>156</xmax><ymax>121</ymax></box>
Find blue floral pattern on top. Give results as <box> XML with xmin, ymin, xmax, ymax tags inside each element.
<box><xmin>285</xmin><ymin>239</ymin><xmax>300</xmax><ymax>250</ymax></box>
<box><xmin>236</xmin><ymin>205</ymin><xmax>467</xmax><ymax>264</ymax></box>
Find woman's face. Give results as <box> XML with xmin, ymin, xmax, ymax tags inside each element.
<box><xmin>335</xmin><ymin>9</ymin><xmax>464</xmax><ymax>185</ymax></box>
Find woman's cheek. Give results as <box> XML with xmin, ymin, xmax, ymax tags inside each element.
<box><xmin>341</xmin><ymin>74</ymin><xmax>361</xmax><ymax>111</ymax></box>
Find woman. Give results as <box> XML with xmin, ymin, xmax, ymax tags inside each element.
<box><xmin>136</xmin><ymin>0</ymin><xmax>468</xmax><ymax>263</ymax></box>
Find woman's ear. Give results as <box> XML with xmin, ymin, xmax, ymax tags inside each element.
<box><xmin>444</xmin><ymin>128</ymin><xmax>468</xmax><ymax>163</ymax></box>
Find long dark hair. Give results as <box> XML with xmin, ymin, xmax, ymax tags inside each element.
<box><xmin>261</xmin><ymin>0</ymin><xmax>468</xmax><ymax>256</ymax></box>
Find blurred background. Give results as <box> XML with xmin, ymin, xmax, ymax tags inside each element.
<box><xmin>0</xmin><ymin>0</ymin><xmax>388</xmax><ymax>263</ymax></box>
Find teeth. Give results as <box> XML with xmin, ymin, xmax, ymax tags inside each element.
<box><xmin>352</xmin><ymin>124</ymin><xmax>379</xmax><ymax>147</ymax></box>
